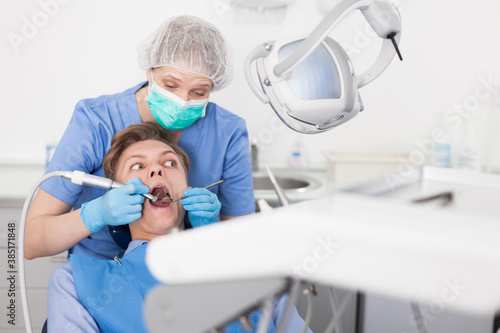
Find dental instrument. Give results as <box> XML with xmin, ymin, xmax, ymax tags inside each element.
<box><xmin>411</xmin><ymin>191</ymin><xmax>454</xmax><ymax>206</ymax></box>
<box><xmin>60</xmin><ymin>170</ymin><xmax>157</xmax><ymax>202</ymax></box>
<box><xmin>245</xmin><ymin>0</ymin><xmax>402</xmax><ymax>134</ymax></box>
<box><xmin>166</xmin><ymin>179</ymin><xmax>224</xmax><ymax>203</ymax></box>
<box><xmin>264</xmin><ymin>165</ymin><xmax>291</xmax><ymax>206</ymax></box>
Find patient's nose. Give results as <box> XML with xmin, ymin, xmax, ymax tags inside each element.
<box><xmin>150</xmin><ymin>170</ymin><xmax>163</xmax><ymax>177</ymax></box>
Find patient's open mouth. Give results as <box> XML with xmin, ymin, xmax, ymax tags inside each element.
<box><xmin>150</xmin><ymin>186</ymin><xmax>171</xmax><ymax>207</ymax></box>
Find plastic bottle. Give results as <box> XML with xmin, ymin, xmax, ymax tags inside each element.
<box><xmin>289</xmin><ymin>140</ymin><xmax>308</xmax><ymax>169</ymax></box>
<box><xmin>431</xmin><ymin>131</ymin><xmax>451</xmax><ymax>168</ymax></box>
<box><xmin>484</xmin><ymin>78</ymin><xmax>500</xmax><ymax>174</ymax></box>
<box><xmin>454</xmin><ymin>117</ymin><xmax>481</xmax><ymax>171</ymax></box>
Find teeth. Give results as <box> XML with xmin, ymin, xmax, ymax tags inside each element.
<box><xmin>151</xmin><ymin>186</ymin><xmax>169</xmax><ymax>201</ymax></box>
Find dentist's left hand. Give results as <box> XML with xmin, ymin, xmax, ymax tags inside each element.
<box><xmin>180</xmin><ymin>188</ymin><xmax>221</xmax><ymax>228</ymax></box>
<box><xmin>80</xmin><ymin>178</ymin><xmax>150</xmax><ymax>233</ymax></box>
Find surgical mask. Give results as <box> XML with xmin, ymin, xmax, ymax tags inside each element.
<box><xmin>145</xmin><ymin>76</ymin><xmax>209</xmax><ymax>130</ymax></box>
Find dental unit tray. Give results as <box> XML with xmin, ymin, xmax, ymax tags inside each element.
<box><xmin>342</xmin><ymin>165</ymin><xmax>500</xmax><ymax>219</ymax></box>
<box><xmin>146</xmin><ymin>166</ymin><xmax>500</xmax><ymax>327</ymax></box>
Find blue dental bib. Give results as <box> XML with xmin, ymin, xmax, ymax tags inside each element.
<box><xmin>72</xmin><ymin>242</ymin><xmax>275</xmax><ymax>333</ymax></box>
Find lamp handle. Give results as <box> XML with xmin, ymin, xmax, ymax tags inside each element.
<box><xmin>244</xmin><ymin>43</ymin><xmax>272</xmax><ymax>103</ymax></box>
<box><xmin>356</xmin><ymin>32</ymin><xmax>401</xmax><ymax>88</ymax></box>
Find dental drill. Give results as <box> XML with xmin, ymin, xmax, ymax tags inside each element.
<box><xmin>61</xmin><ymin>170</ymin><xmax>157</xmax><ymax>202</ymax></box>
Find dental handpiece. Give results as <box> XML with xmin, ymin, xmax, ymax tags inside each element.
<box><xmin>61</xmin><ymin>171</ymin><xmax>157</xmax><ymax>202</ymax></box>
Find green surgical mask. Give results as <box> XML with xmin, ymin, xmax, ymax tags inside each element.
<box><xmin>145</xmin><ymin>77</ymin><xmax>209</xmax><ymax>130</ymax></box>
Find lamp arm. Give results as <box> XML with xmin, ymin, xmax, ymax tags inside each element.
<box><xmin>272</xmin><ymin>0</ymin><xmax>373</xmax><ymax>78</ymax></box>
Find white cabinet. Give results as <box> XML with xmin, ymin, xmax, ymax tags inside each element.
<box><xmin>347</xmin><ymin>167</ymin><xmax>500</xmax><ymax>333</ymax></box>
<box><xmin>0</xmin><ymin>199</ymin><xmax>67</xmax><ymax>332</ymax></box>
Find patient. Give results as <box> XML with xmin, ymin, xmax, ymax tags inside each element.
<box><xmin>47</xmin><ymin>122</ymin><xmax>311</xmax><ymax>332</ymax></box>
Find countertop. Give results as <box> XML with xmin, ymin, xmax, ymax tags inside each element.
<box><xmin>251</xmin><ymin>167</ymin><xmax>359</xmax><ymax>205</ymax></box>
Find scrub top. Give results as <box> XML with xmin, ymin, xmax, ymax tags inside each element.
<box><xmin>41</xmin><ymin>82</ymin><xmax>255</xmax><ymax>260</ymax></box>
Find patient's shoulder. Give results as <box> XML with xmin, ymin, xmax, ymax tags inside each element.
<box><xmin>49</xmin><ymin>260</ymin><xmax>74</xmax><ymax>291</ymax></box>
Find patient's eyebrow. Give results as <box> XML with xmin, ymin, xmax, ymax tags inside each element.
<box><xmin>160</xmin><ymin>150</ymin><xmax>178</xmax><ymax>158</ymax></box>
<box><xmin>123</xmin><ymin>150</ymin><xmax>178</xmax><ymax>163</ymax></box>
<box><xmin>123</xmin><ymin>154</ymin><xmax>146</xmax><ymax>163</ymax></box>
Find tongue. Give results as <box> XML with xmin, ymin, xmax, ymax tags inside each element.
<box><xmin>150</xmin><ymin>186</ymin><xmax>170</xmax><ymax>207</ymax></box>
<box><xmin>151</xmin><ymin>187</ymin><xmax>168</xmax><ymax>200</ymax></box>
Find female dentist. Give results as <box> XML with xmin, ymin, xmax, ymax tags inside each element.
<box><xmin>25</xmin><ymin>15</ymin><xmax>255</xmax><ymax>260</ymax></box>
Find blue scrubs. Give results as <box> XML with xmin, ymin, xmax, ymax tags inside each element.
<box><xmin>41</xmin><ymin>82</ymin><xmax>255</xmax><ymax>260</ymax></box>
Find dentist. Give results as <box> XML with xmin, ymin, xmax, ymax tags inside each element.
<box><xmin>26</xmin><ymin>15</ymin><xmax>254</xmax><ymax>260</ymax></box>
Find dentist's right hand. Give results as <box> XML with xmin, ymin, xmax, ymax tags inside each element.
<box><xmin>80</xmin><ymin>178</ymin><xmax>150</xmax><ymax>233</ymax></box>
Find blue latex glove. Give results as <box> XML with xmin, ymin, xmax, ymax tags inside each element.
<box><xmin>180</xmin><ymin>188</ymin><xmax>221</xmax><ymax>228</ymax></box>
<box><xmin>80</xmin><ymin>178</ymin><xmax>150</xmax><ymax>233</ymax></box>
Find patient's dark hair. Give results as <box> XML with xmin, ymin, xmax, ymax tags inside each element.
<box><xmin>103</xmin><ymin>122</ymin><xmax>190</xmax><ymax>181</ymax></box>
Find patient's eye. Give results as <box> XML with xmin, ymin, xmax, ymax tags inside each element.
<box><xmin>165</xmin><ymin>160</ymin><xmax>176</xmax><ymax>167</ymax></box>
<box><xmin>131</xmin><ymin>163</ymin><xmax>143</xmax><ymax>170</ymax></box>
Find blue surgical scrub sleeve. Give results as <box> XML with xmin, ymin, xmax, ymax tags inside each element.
<box><xmin>42</xmin><ymin>82</ymin><xmax>144</xmax><ymax>207</ymax></box>
<box><xmin>41</xmin><ymin>83</ymin><xmax>144</xmax><ymax>260</ymax></box>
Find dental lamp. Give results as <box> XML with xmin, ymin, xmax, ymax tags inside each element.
<box><xmin>244</xmin><ymin>0</ymin><xmax>403</xmax><ymax>133</ymax></box>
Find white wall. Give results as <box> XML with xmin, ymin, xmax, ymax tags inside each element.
<box><xmin>1</xmin><ymin>0</ymin><xmax>500</xmax><ymax>169</ymax></box>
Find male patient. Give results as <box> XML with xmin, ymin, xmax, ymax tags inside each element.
<box><xmin>47</xmin><ymin>122</ymin><xmax>311</xmax><ymax>332</ymax></box>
